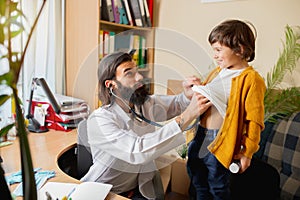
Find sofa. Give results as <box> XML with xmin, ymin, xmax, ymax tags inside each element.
<box><xmin>171</xmin><ymin>112</ymin><xmax>300</xmax><ymax>200</ymax></box>
<box><xmin>253</xmin><ymin>111</ymin><xmax>300</xmax><ymax>199</ymax></box>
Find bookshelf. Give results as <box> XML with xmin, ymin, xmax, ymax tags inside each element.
<box><xmin>66</xmin><ymin>0</ymin><xmax>156</xmax><ymax>110</ymax></box>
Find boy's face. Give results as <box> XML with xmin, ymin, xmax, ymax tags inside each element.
<box><xmin>211</xmin><ymin>42</ymin><xmax>245</xmax><ymax>69</ymax></box>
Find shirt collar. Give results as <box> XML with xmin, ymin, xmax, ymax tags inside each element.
<box><xmin>110</xmin><ymin>102</ymin><xmax>132</xmax><ymax>123</ymax></box>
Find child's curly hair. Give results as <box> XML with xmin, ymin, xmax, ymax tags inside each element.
<box><xmin>208</xmin><ymin>19</ymin><xmax>257</xmax><ymax>62</ymax></box>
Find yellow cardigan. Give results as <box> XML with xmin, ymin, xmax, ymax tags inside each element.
<box><xmin>204</xmin><ymin>66</ymin><xmax>266</xmax><ymax>168</ymax></box>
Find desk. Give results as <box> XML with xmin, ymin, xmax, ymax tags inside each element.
<box><xmin>0</xmin><ymin>129</ymin><xmax>128</xmax><ymax>200</ymax></box>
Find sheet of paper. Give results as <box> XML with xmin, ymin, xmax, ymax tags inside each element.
<box><xmin>71</xmin><ymin>182</ymin><xmax>113</xmax><ymax>200</ymax></box>
<box><xmin>38</xmin><ymin>181</ymin><xmax>113</xmax><ymax>200</ymax></box>
<box><xmin>38</xmin><ymin>182</ymin><xmax>77</xmax><ymax>200</ymax></box>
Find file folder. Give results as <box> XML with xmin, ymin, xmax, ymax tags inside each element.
<box><xmin>138</xmin><ymin>0</ymin><xmax>147</xmax><ymax>27</ymax></box>
<box><xmin>111</xmin><ymin>0</ymin><xmax>120</xmax><ymax>23</ymax></box>
<box><xmin>143</xmin><ymin>0</ymin><xmax>152</xmax><ymax>27</ymax></box>
<box><xmin>117</xmin><ymin>0</ymin><xmax>129</xmax><ymax>24</ymax></box>
<box><xmin>122</xmin><ymin>0</ymin><xmax>133</xmax><ymax>26</ymax></box>
<box><xmin>101</xmin><ymin>0</ymin><xmax>114</xmax><ymax>22</ymax></box>
<box><xmin>128</xmin><ymin>0</ymin><xmax>143</xmax><ymax>26</ymax></box>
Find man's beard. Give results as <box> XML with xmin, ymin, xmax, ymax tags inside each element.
<box><xmin>117</xmin><ymin>81</ymin><xmax>149</xmax><ymax>106</ymax></box>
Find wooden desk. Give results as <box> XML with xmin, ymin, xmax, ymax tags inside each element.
<box><xmin>0</xmin><ymin>129</ymin><xmax>127</xmax><ymax>200</ymax></box>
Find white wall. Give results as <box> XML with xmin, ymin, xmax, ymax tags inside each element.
<box><xmin>153</xmin><ymin>0</ymin><xmax>300</xmax><ymax>94</ymax></box>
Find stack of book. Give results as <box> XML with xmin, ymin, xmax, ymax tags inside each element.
<box><xmin>31</xmin><ymin>94</ymin><xmax>89</xmax><ymax>132</ymax></box>
<box><xmin>99</xmin><ymin>31</ymin><xmax>147</xmax><ymax>67</ymax></box>
<box><xmin>101</xmin><ymin>0</ymin><xmax>153</xmax><ymax>27</ymax></box>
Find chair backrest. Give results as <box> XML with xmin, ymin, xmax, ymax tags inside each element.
<box><xmin>77</xmin><ymin>119</ymin><xmax>93</xmax><ymax>178</ymax></box>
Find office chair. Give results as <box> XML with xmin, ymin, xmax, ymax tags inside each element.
<box><xmin>77</xmin><ymin>119</ymin><xmax>93</xmax><ymax>179</ymax></box>
<box><xmin>76</xmin><ymin>118</ymin><xmax>167</xmax><ymax>198</ymax></box>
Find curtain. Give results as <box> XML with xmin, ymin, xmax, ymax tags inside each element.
<box><xmin>21</xmin><ymin>0</ymin><xmax>65</xmax><ymax>114</ymax></box>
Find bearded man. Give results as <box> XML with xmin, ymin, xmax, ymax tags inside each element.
<box><xmin>80</xmin><ymin>51</ymin><xmax>211</xmax><ymax>200</ymax></box>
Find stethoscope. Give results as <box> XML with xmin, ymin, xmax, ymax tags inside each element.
<box><xmin>109</xmin><ymin>87</ymin><xmax>199</xmax><ymax>130</ymax></box>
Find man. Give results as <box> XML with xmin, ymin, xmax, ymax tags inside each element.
<box><xmin>80</xmin><ymin>51</ymin><xmax>211</xmax><ymax>200</ymax></box>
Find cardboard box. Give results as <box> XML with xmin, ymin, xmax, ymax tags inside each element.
<box><xmin>170</xmin><ymin>158</ymin><xmax>190</xmax><ymax>196</ymax></box>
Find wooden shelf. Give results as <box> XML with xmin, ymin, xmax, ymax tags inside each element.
<box><xmin>65</xmin><ymin>0</ymin><xmax>156</xmax><ymax>110</ymax></box>
<box><xmin>100</xmin><ymin>20</ymin><xmax>152</xmax><ymax>32</ymax></box>
<box><xmin>99</xmin><ymin>2</ymin><xmax>156</xmax><ymax>95</ymax></box>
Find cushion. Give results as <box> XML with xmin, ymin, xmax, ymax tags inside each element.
<box><xmin>262</xmin><ymin>112</ymin><xmax>300</xmax><ymax>199</ymax></box>
<box><xmin>254</xmin><ymin>120</ymin><xmax>276</xmax><ymax>159</ymax></box>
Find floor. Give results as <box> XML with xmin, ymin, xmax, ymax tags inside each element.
<box><xmin>165</xmin><ymin>191</ymin><xmax>189</xmax><ymax>200</ymax></box>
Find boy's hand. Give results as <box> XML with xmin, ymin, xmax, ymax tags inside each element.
<box><xmin>183</xmin><ymin>76</ymin><xmax>201</xmax><ymax>99</ymax></box>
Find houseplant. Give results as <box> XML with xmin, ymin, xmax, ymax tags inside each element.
<box><xmin>0</xmin><ymin>0</ymin><xmax>46</xmax><ymax>199</ymax></box>
<box><xmin>264</xmin><ymin>25</ymin><xmax>300</xmax><ymax>123</ymax></box>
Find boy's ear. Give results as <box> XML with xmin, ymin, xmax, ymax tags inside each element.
<box><xmin>239</xmin><ymin>45</ymin><xmax>244</xmax><ymax>55</ymax></box>
<box><xmin>235</xmin><ymin>45</ymin><xmax>244</xmax><ymax>58</ymax></box>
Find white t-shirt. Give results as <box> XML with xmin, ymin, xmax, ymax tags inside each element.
<box><xmin>192</xmin><ymin>68</ymin><xmax>244</xmax><ymax>118</ymax></box>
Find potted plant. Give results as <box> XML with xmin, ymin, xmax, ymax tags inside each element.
<box><xmin>264</xmin><ymin>25</ymin><xmax>300</xmax><ymax>123</ymax></box>
<box><xmin>0</xmin><ymin>0</ymin><xmax>46</xmax><ymax>199</ymax></box>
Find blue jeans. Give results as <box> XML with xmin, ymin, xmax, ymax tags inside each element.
<box><xmin>187</xmin><ymin>126</ymin><xmax>231</xmax><ymax>200</ymax></box>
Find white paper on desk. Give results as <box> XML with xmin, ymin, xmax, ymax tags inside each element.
<box><xmin>38</xmin><ymin>182</ymin><xmax>113</xmax><ymax>200</ymax></box>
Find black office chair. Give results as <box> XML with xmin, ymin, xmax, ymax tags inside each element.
<box><xmin>77</xmin><ymin>119</ymin><xmax>93</xmax><ymax>179</ymax></box>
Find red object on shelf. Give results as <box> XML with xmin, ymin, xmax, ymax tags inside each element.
<box><xmin>30</xmin><ymin>101</ymin><xmax>87</xmax><ymax>132</ymax></box>
<box><xmin>147</xmin><ymin>0</ymin><xmax>153</xmax><ymax>26</ymax></box>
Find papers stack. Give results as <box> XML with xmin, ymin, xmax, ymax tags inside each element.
<box><xmin>31</xmin><ymin>94</ymin><xmax>90</xmax><ymax>131</ymax></box>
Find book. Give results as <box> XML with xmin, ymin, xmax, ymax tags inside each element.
<box><xmin>138</xmin><ymin>0</ymin><xmax>147</xmax><ymax>27</ymax></box>
<box><xmin>122</xmin><ymin>0</ymin><xmax>133</xmax><ymax>26</ymax></box>
<box><xmin>143</xmin><ymin>0</ymin><xmax>152</xmax><ymax>27</ymax></box>
<box><xmin>103</xmin><ymin>31</ymin><xmax>110</xmax><ymax>57</ymax></box>
<box><xmin>128</xmin><ymin>0</ymin><xmax>143</xmax><ymax>26</ymax></box>
<box><xmin>111</xmin><ymin>0</ymin><xmax>120</xmax><ymax>23</ymax></box>
<box><xmin>38</xmin><ymin>181</ymin><xmax>113</xmax><ymax>200</ymax></box>
<box><xmin>138</xmin><ymin>35</ymin><xmax>146</xmax><ymax>67</ymax></box>
<box><xmin>99</xmin><ymin>30</ymin><xmax>104</xmax><ymax>59</ymax></box>
<box><xmin>146</xmin><ymin>0</ymin><xmax>153</xmax><ymax>25</ymax></box>
<box><xmin>117</xmin><ymin>0</ymin><xmax>128</xmax><ymax>24</ymax></box>
<box><xmin>132</xmin><ymin>34</ymin><xmax>140</xmax><ymax>64</ymax></box>
<box><xmin>109</xmin><ymin>31</ymin><xmax>115</xmax><ymax>53</ymax></box>
<box><xmin>101</xmin><ymin>0</ymin><xmax>114</xmax><ymax>22</ymax></box>
<box><xmin>114</xmin><ymin>34</ymin><xmax>133</xmax><ymax>52</ymax></box>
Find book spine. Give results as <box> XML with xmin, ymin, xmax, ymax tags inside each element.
<box><xmin>122</xmin><ymin>0</ymin><xmax>133</xmax><ymax>26</ymax></box>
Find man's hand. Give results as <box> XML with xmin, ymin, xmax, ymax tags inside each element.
<box><xmin>183</xmin><ymin>76</ymin><xmax>202</xmax><ymax>99</ymax></box>
<box><xmin>179</xmin><ymin>93</ymin><xmax>212</xmax><ymax>131</ymax></box>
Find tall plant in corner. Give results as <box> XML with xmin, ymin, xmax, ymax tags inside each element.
<box><xmin>0</xmin><ymin>0</ymin><xmax>46</xmax><ymax>199</ymax></box>
<box><xmin>264</xmin><ymin>25</ymin><xmax>300</xmax><ymax>123</ymax></box>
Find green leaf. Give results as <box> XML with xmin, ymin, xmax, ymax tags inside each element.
<box><xmin>265</xmin><ymin>87</ymin><xmax>300</xmax><ymax>123</ymax></box>
<box><xmin>265</xmin><ymin>25</ymin><xmax>300</xmax><ymax>91</ymax></box>
<box><xmin>0</xmin><ymin>0</ymin><xmax>6</xmax><ymax>17</ymax></box>
<box><xmin>264</xmin><ymin>25</ymin><xmax>300</xmax><ymax>124</ymax></box>
<box><xmin>0</xmin><ymin>94</ymin><xmax>10</xmax><ymax>106</ymax></box>
<box><xmin>0</xmin><ymin>71</ymin><xmax>14</xmax><ymax>86</ymax></box>
<box><xmin>0</xmin><ymin>24</ymin><xmax>4</xmax><ymax>44</ymax></box>
<box><xmin>11</xmin><ymin>28</ymin><xmax>23</xmax><ymax>38</ymax></box>
<box><xmin>0</xmin><ymin>123</ymin><xmax>14</xmax><ymax>137</ymax></box>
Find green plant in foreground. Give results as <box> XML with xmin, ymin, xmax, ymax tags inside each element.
<box><xmin>264</xmin><ymin>25</ymin><xmax>300</xmax><ymax>123</ymax></box>
<box><xmin>0</xmin><ymin>0</ymin><xmax>46</xmax><ymax>199</ymax></box>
